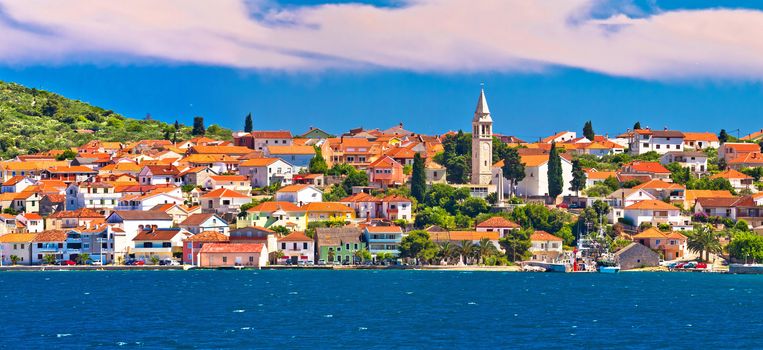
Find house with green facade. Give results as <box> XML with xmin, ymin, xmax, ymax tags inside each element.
<box><xmin>315</xmin><ymin>227</ymin><xmax>365</xmax><ymax>264</ymax></box>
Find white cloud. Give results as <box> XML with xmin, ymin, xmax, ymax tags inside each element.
<box><xmin>1</xmin><ymin>0</ymin><xmax>763</xmax><ymax>79</ymax></box>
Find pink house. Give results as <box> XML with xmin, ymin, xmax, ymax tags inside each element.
<box><xmin>198</xmin><ymin>243</ymin><xmax>268</xmax><ymax>267</ymax></box>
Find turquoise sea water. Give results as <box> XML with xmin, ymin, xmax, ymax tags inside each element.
<box><xmin>1</xmin><ymin>270</ymin><xmax>762</xmax><ymax>349</ymax></box>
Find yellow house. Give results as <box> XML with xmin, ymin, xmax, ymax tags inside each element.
<box><xmin>303</xmin><ymin>202</ymin><xmax>356</xmax><ymax>225</ymax></box>
<box><xmin>237</xmin><ymin>201</ymin><xmax>307</xmax><ymax>231</ymax></box>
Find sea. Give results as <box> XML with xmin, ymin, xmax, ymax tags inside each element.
<box><xmin>1</xmin><ymin>270</ymin><xmax>761</xmax><ymax>349</ymax></box>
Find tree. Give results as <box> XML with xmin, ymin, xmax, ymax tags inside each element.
<box><xmin>410</xmin><ymin>153</ymin><xmax>427</xmax><ymax>202</ymax></box>
<box><xmin>192</xmin><ymin>116</ymin><xmax>205</xmax><ymax>136</ymax></box>
<box><xmin>414</xmin><ymin>206</ymin><xmax>455</xmax><ymax>229</ymax></box>
<box><xmin>719</xmin><ymin>129</ymin><xmax>729</xmax><ymax>144</ymax></box>
<box><xmin>174</xmin><ymin>120</ymin><xmax>180</xmax><ymax>131</ymax></box>
<box><xmin>163</xmin><ymin>129</ymin><xmax>171</xmax><ymax>140</ymax></box>
<box><xmin>327</xmin><ymin>249</ymin><xmax>336</xmax><ymax>263</ymax></box>
<box><xmin>77</xmin><ymin>253</ymin><xmax>91</xmax><ymax>265</ymax></box>
<box><xmin>547</xmin><ymin>142</ymin><xmax>564</xmax><ymax>199</ymax></box>
<box><xmin>309</xmin><ymin>147</ymin><xmax>328</xmax><ymax>174</ymax></box>
<box><xmin>592</xmin><ymin>200</ymin><xmax>610</xmax><ymax>222</ymax></box>
<box><xmin>569</xmin><ymin>159</ymin><xmax>587</xmax><ymax>196</ymax></box>
<box><xmin>150</xmin><ymin>256</ymin><xmax>160</xmax><ymax>265</ymax></box>
<box><xmin>603</xmin><ymin>176</ymin><xmax>620</xmax><ymax>191</ymax></box>
<box><xmin>687</xmin><ymin>225</ymin><xmax>722</xmax><ymax>262</ymax></box>
<box><xmin>43</xmin><ymin>254</ymin><xmax>56</xmax><ymax>265</ymax></box>
<box><xmin>354</xmin><ymin>249</ymin><xmax>372</xmax><ymax>264</ymax></box>
<box><xmin>476</xmin><ymin>237</ymin><xmax>498</xmax><ymax>264</ymax></box>
<box><xmin>633</xmin><ymin>121</ymin><xmax>641</xmax><ymax>130</ymax></box>
<box><xmin>438</xmin><ymin>241</ymin><xmax>458</xmax><ymax>265</ymax></box>
<box><xmin>458</xmin><ymin>197</ymin><xmax>490</xmax><ymax>217</ymax></box>
<box><xmin>341</xmin><ymin>169</ymin><xmax>369</xmax><ymax>194</ymax></box>
<box><xmin>583</xmin><ymin>121</ymin><xmax>595</xmax><ymax>141</ymax></box>
<box><xmin>323</xmin><ymin>184</ymin><xmax>348</xmax><ymax>202</ymax></box>
<box><xmin>400</xmin><ymin>230</ymin><xmax>437</xmax><ymax>264</ymax></box>
<box><xmin>728</xmin><ymin>232</ymin><xmax>763</xmax><ymax>263</ymax></box>
<box><xmin>433</xmin><ymin>130</ymin><xmax>471</xmax><ymax>184</ymax></box>
<box><xmin>56</xmin><ymin>149</ymin><xmax>78</xmax><ymax>161</ymax></box>
<box><xmin>666</xmin><ymin>162</ymin><xmax>691</xmax><ymax>185</ymax></box>
<box><xmin>499</xmin><ymin>228</ymin><xmax>532</xmax><ymax>262</ymax></box>
<box><xmin>244</xmin><ymin>113</ymin><xmax>253</xmax><ymax>132</ymax></box>
<box><xmin>9</xmin><ymin>255</ymin><xmax>20</xmax><ymax>265</ymax></box>
<box><xmin>458</xmin><ymin>240</ymin><xmax>476</xmax><ymax>265</ymax></box>
<box><xmin>42</xmin><ymin>99</ymin><xmax>59</xmax><ymax>117</ymax></box>
<box><xmin>501</xmin><ymin>147</ymin><xmax>525</xmax><ymax>198</ymax></box>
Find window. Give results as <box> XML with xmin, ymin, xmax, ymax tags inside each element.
<box><xmin>281</xmin><ymin>243</ymin><xmax>286</xmax><ymax>249</ymax></box>
<box><xmin>249</xmin><ymin>256</ymin><xmax>254</xmax><ymax>263</ymax></box>
<box><xmin>222</xmin><ymin>256</ymin><xmax>227</xmax><ymax>263</ymax></box>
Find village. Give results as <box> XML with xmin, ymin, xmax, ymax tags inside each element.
<box><xmin>1</xmin><ymin>89</ymin><xmax>762</xmax><ymax>272</ymax></box>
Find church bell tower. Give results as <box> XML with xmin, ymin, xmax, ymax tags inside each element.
<box><xmin>471</xmin><ymin>88</ymin><xmax>493</xmax><ymax>185</ymax></box>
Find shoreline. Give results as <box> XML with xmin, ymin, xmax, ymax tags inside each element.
<box><xmin>0</xmin><ymin>264</ymin><xmax>731</xmax><ymax>273</ymax></box>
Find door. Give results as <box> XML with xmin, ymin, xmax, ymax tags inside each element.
<box><xmin>235</xmin><ymin>256</ymin><xmax>242</xmax><ymax>266</ymax></box>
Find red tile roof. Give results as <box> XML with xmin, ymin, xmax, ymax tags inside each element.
<box><xmin>476</xmin><ymin>216</ymin><xmax>520</xmax><ymax>228</ymax></box>
<box><xmin>278</xmin><ymin>231</ymin><xmax>312</xmax><ymax>242</ymax></box>
<box><xmin>530</xmin><ymin>231</ymin><xmax>563</xmax><ymax>241</ymax></box>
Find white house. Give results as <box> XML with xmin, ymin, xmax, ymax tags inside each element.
<box><xmin>1</xmin><ymin>176</ymin><xmax>35</xmax><ymax>193</ymax></box>
<box><xmin>115</xmin><ymin>187</ymin><xmax>184</xmax><ymax>211</ymax></box>
<box><xmin>200</xmin><ymin>188</ymin><xmax>251</xmax><ymax>214</ymax></box>
<box><xmin>179</xmin><ymin>213</ymin><xmax>229</xmax><ymax>235</ymax></box>
<box><xmin>239</xmin><ymin>158</ymin><xmax>293</xmax><ymax>188</ymax></box>
<box><xmin>16</xmin><ymin>213</ymin><xmax>44</xmax><ymax>233</ymax></box>
<box><xmin>659</xmin><ymin>151</ymin><xmax>708</xmax><ymax>174</ymax></box>
<box><xmin>625</xmin><ymin>129</ymin><xmax>685</xmax><ymax>155</ymax></box>
<box><xmin>275</xmin><ymin>184</ymin><xmax>323</xmax><ymax>206</ymax></box>
<box><xmin>380</xmin><ymin>195</ymin><xmax>413</xmax><ymax>222</ymax></box>
<box><xmin>542</xmin><ymin>131</ymin><xmax>577</xmax><ymax>144</ymax></box>
<box><xmin>493</xmin><ymin>154</ymin><xmax>574</xmax><ymax>198</ymax></box>
<box><xmin>265</xmin><ymin>145</ymin><xmax>315</xmax><ymax>172</ymax></box>
<box><xmin>529</xmin><ymin>231</ymin><xmax>564</xmax><ymax>262</ymax></box>
<box><xmin>277</xmin><ymin>231</ymin><xmax>314</xmax><ymax>264</ymax></box>
<box><xmin>131</xmin><ymin>227</ymin><xmax>190</xmax><ymax>261</ymax></box>
<box><xmin>682</xmin><ymin>132</ymin><xmax>720</xmax><ymax>150</ymax></box>
<box><xmin>623</xmin><ymin>200</ymin><xmax>687</xmax><ymax>228</ymax></box>
<box><xmin>204</xmin><ymin>175</ymin><xmax>252</xmax><ymax>195</ymax></box>
<box><xmin>105</xmin><ymin>210</ymin><xmax>174</xmax><ymax>256</ymax></box>
<box><xmin>65</xmin><ymin>183</ymin><xmax>122</xmax><ymax>211</ymax></box>
<box><xmin>138</xmin><ymin>165</ymin><xmax>182</xmax><ymax>186</ymax></box>
<box><xmin>710</xmin><ymin>170</ymin><xmax>755</xmax><ymax>193</ymax></box>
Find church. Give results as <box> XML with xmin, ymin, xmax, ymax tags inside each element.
<box><xmin>466</xmin><ymin>88</ymin><xmax>575</xmax><ymax>202</ymax></box>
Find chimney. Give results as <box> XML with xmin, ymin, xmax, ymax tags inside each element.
<box><xmin>664</xmin><ymin>126</ymin><xmax>668</xmax><ymax>131</ymax></box>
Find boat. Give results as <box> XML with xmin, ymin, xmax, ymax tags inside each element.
<box><xmin>598</xmin><ymin>266</ymin><xmax>620</xmax><ymax>273</ymax></box>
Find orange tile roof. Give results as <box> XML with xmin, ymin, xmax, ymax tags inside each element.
<box><xmin>625</xmin><ymin>200</ymin><xmax>679</xmax><ymax>211</ymax></box>
<box><xmin>239</xmin><ymin>158</ymin><xmax>282</xmax><ymax>167</ymax></box>
<box><xmin>623</xmin><ymin>161</ymin><xmax>670</xmax><ymax>174</ymax></box>
<box><xmin>47</xmin><ymin>166</ymin><xmax>97</xmax><ymax>173</ymax></box>
<box><xmin>530</xmin><ymin>231</ymin><xmax>563</xmax><ymax>241</ymax></box>
<box><xmin>200</xmin><ymin>188</ymin><xmax>249</xmax><ymax>199</ymax></box>
<box><xmin>741</xmin><ymin>129</ymin><xmax>763</xmax><ymax>141</ymax></box>
<box><xmin>476</xmin><ymin>216</ymin><xmax>520</xmax><ymax>228</ymax></box>
<box><xmin>303</xmin><ymin>202</ymin><xmax>354</xmax><ymax>212</ymax></box>
<box><xmin>585</xmin><ymin>170</ymin><xmax>617</xmax><ymax>180</ymax></box>
<box><xmin>186</xmin><ymin>231</ymin><xmax>230</xmax><ymax>242</ymax></box>
<box><xmin>364</xmin><ymin>226</ymin><xmax>403</xmax><ymax>233</ymax></box>
<box><xmin>32</xmin><ymin>230</ymin><xmax>67</xmax><ymax>242</ymax></box>
<box><xmin>267</xmin><ymin>145</ymin><xmax>315</xmax><ymax>155</ymax></box>
<box><xmin>278</xmin><ymin>231</ymin><xmax>312</xmax><ymax>242</ymax></box>
<box><xmin>0</xmin><ymin>233</ymin><xmax>37</xmax><ymax>243</ymax></box>
<box><xmin>248</xmin><ymin>201</ymin><xmax>303</xmax><ymax>212</ymax></box>
<box><xmin>727</xmin><ymin>152</ymin><xmax>763</xmax><ymax>165</ymax></box>
<box><xmin>277</xmin><ymin>184</ymin><xmax>315</xmax><ymax>193</ymax></box>
<box><xmin>683</xmin><ymin>132</ymin><xmax>719</xmax><ymax>142</ymax></box>
<box><xmin>210</xmin><ymin>175</ymin><xmax>248</xmax><ymax>182</ymax></box>
<box><xmin>430</xmin><ymin>231</ymin><xmax>500</xmax><ymax>241</ymax></box>
<box><xmin>723</xmin><ymin>143</ymin><xmax>760</xmax><ymax>152</ymax></box>
<box><xmin>190</xmin><ymin>146</ymin><xmax>252</xmax><ymax>155</ymax></box>
<box><xmin>710</xmin><ymin>169</ymin><xmax>753</xmax><ymax>180</ymax></box>
<box><xmin>685</xmin><ymin>190</ymin><xmax>734</xmax><ymax>204</ymax></box>
<box><xmin>632</xmin><ymin>179</ymin><xmax>685</xmax><ymax>190</ymax></box>
<box><xmin>633</xmin><ymin>227</ymin><xmax>687</xmax><ymax>240</ymax></box>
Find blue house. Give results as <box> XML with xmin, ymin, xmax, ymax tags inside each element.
<box><xmin>363</xmin><ymin>226</ymin><xmax>402</xmax><ymax>258</ymax></box>
<box><xmin>266</xmin><ymin>145</ymin><xmax>315</xmax><ymax>172</ymax></box>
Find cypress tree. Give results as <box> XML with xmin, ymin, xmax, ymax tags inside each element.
<box><xmin>547</xmin><ymin>142</ymin><xmax>563</xmax><ymax>199</ymax></box>
<box><xmin>719</xmin><ymin>129</ymin><xmax>729</xmax><ymax>143</ymax></box>
<box><xmin>192</xmin><ymin>116</ymin><xmax>205</xmax><ymax>136</ymax></box>
<box><xmin>411</xmin><ymin>153</ymin><xmax>427</xmax><ymax>202</ymax></box>
<box><xmin>583</xmin><ymin>121</ymin><xmax>595</xmax><ymax>141</ymax></box>
<box><xmin>633</xmin><ymin>121</ymin><xmax>641</xmax><ymax>130</ymax></box>
<box><xmin>244</xmin><ymin>113</ymin><xmax>253</xmax><ymax>132</ymax></box>
<box><xmin>308</xmin><ymin>147</ymin><xmax>328</xmax><ymax>174</ymax></box>
<box><xmin>569</xmin><ymin>159</ymin><xmax>586</xmax><ymax>197</ymax></box>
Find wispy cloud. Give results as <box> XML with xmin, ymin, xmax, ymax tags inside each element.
<box><xmin>1</xmin><ymin>0</ymin><xmax>762</xmax><ymax>80</ymax></box>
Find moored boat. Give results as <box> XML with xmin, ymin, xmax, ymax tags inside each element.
<box><xmin>598</xmin><ymin>266</ymin><xmax>620</xmax><ymax>273</ymax></box>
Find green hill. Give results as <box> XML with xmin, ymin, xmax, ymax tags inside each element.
<box><xmin>0</xmin><ymin>80</ymin><xmax>232</xmax><ymax>159</ymax></box>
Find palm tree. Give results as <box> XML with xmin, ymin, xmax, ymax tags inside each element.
<box><xmin>327</xmin><ymin>249</ymin><xmax>336</xmax><ymax>263</ymax></box>
<box><xmin>43</xmin><ymin>254</ymin><xmax>56</xmax><ymax>265</ymax></box>
<box><xmin>77</xmin><ymin>253</ymin><xmax>91</xmax><ymax>265</ymax></box>
<box><xmin>458</xmin><ymin>240</ymin><xmax>476</xmax><ymax>265</ymax></box>
<box><xmin>9</xmin><ymin>255</ymin><xmax>20</xmax><ymax>265</ymax></box>
<box><xmin>438</xmin><ymin>242</ymin><xmax>457</xmax><ymax>265</ymax></box>
<box><xmin>149</xmin><ymin>256</ymin><xmax>160</xmax><ymax>265</ymax></box>
<box><xmin>687</xmin><ymin>225</ymin><xmax>722</xmax><ymax>262</ymax></box>
<box><xmin>477</xmin><ymin>238</ymin><xmax>497</xmax><ymax>264</ymax></box>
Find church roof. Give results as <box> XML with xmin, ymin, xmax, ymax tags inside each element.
<box><xmin>474</xmin><ymin>88</ymin><xmax>492</xmax><ymax>122</ymax></box>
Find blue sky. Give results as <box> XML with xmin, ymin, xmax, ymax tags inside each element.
<box><xmin>1</xmin><ymin>0</ymin><xmax>763</xmax><ymax>140</ymax></box>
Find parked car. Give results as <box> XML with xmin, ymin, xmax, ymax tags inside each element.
<box><xmin>159</xmin><ymin>259</ymin><xmax>180</xmax><ymax>266</ymax></box>
<box><xmin>90</xmin><ymin>260</ymin><xmax>102</xmax><ymax>266</ymax></box>
<box><xmin>696</xmin><ymin>262</ymin><xmax>708</xmax><ymax>269</ymax></box>
<box><xmin>57</xmin><ymin>260</ymin><xmax>76</xmax><ymax>266</ymax></box>
<box><xmin>126</xmin><ymin>259</ymin><xmax>145</xmax><ymax>266</ymax></box>
<box><xmin>317</xmin><ymin>259</ymin><xmax>326</xmax><ymax>265</ymax></box>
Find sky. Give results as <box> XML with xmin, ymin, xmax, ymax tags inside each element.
<box><xmin>1</xmin><ymin>0</ymin><xmax>763</xmax><ymax>141</ymax></box>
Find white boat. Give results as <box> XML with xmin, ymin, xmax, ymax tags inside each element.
<box><xmin>599</xmin><ymin>266</ymin><xmax>620</xmax><ymax>273</ymax></box>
